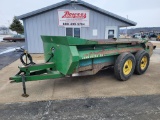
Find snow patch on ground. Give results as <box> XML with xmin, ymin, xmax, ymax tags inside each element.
<box><xmin>0</xmin><ymin>46</ymin><xmax>24</xmax><ymax>55</ymax></box>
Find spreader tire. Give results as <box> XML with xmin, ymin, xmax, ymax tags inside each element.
<box><xmin>114</xmin><ymin>53</ymin><xmax>136</xmax><ymax>81</ymax></box>
<box><xmin>134</xmin><ymin>50</ymin><xmax>150</xmax><ymax>75</ymax></box>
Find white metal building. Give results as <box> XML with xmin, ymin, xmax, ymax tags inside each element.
<box><xmin>18</xmin><ymin>0</ymin><xmax>136</xmax><ymax>53</ymax></box>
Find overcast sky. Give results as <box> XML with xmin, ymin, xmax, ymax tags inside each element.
<box><xmin>0</xmin><ymin>0</ymin><xmax>160</xmax><ymax>28</ymax></box>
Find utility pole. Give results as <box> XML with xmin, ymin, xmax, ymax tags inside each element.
<box><xmin>126</xmin><ymin>15</ymin><xmax>128</xmax><ymax>37</ymax></box>
<box><xmin>8</xmin><ymin>20</ymin><xmax>10</xmax><ymax>35</ymax></box>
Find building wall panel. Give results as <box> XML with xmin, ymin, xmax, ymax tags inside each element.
<box><xmin>24</xmin><ymin>4</ymin><xmax>130</xmax><ymax>53</ymax></box>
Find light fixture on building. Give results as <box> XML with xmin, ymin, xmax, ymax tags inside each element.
<box><xmin>71</xmin><ymin>0</ymin><xmax>78</xmax><ymax>2</ymax></box>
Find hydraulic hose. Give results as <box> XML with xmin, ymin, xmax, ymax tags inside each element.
<box><xmin>20</xmin><ymin>53</ymin><xmax>35</xmax><ymax>66</ymax></box>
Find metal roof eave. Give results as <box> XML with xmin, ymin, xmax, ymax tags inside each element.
<box><xmin>80</xmin><ymin>1</ymin><xmax>137</xmax><ymax>26</ymax></box>
<box><xmin>17</xmin><ymin>0</ymin><xmax>70</xmax><ymax>20</ymax></box>
<box><xmin>17</xmin><ymin>0</ymin><xmax>137</xmax><ymax>26</ymax></box>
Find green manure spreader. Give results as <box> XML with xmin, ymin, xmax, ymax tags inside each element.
<box><xmin>10</xmin><ymin>36</ymin><xmax>155</xmax><ymax>97</ymax></box>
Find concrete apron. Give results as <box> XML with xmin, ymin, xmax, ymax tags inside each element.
<box><xmin>0</xmin><ymin>53</ymin><xmax>160</xmax><ymax>104</ymax></box>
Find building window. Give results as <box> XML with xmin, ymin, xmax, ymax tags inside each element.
<box><xmin>74</xmin><ymin>28</ymin><xmax>80</xmax><ymax>38</ymax></box>
<box><xmin>66</xmin><ymin>28</ymin><xmax>73</xmax><ymax>37</ymax></box>
<box><xmin>66</xmin><ymin>28</ymin><xmax>80</xmax><ymax>38</ymax></box>
<box><xmin>108</xmin><ymin>30</ymin><xmax>115</xmax><ymax>39</ymax></box>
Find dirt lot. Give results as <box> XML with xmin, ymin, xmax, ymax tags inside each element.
<box><xmin>0</xmin><ymin>54</ymin><xmax>159</xmax><ymax>103</ymax></box>
<box><xmin>0</xmin><ymin>44</ymin><xmax>160</xmax><ymax>103</ymax></box>
<box><xmin>0</xmin><ymin>41</ymin><xmax>160</xmax><ymax>119</ymax></box>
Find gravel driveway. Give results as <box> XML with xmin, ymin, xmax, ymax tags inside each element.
<box><xmin>0</xmin><ymin>95</ymin><xmax>160</xmax><ymax>120</ymax></box>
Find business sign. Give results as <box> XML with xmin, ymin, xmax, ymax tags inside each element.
<box><xmin>58</xmin><ymin>10</ymin><xmax>89</xmax><ymax>27</ymax></box>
